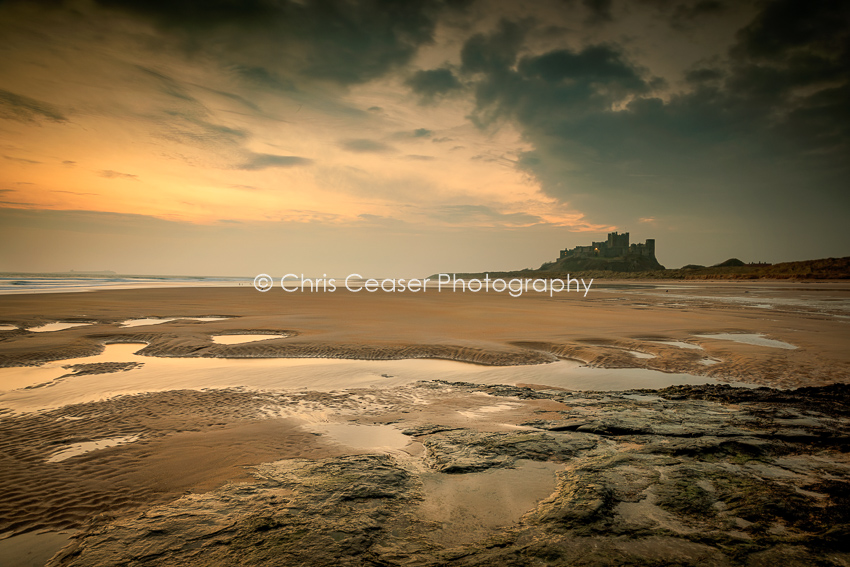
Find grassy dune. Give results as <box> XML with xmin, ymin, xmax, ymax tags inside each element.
<box><xmin>453</xmin><ymin>256</ymin><xmax>850</xmax><ymax>280</ymax></box>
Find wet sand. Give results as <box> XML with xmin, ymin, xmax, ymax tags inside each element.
<box><xmin>1</xmin><ymin>282</ymin><xmax>848</xmax><ymax>387</ymax></box>
<box><xmin>0</xmin><ymin>282</ymin><xmax>848</xmax><ymax>565</ymax></box>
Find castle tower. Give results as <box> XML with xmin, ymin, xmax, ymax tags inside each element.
<box><xmin>606</xmin><ymin>231</ymin><xmax>630</xmax><ymax>255</ymax></box>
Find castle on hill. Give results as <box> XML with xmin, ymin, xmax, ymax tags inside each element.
<box><xmin>539</xmin><ymin>231</ymin><xmax>664</xmax><ymax>272</ymax></box>
<box><xmin>560</xmin><ymin>231</ymin><xmax>656</xmax><ymax>261</ymax></box>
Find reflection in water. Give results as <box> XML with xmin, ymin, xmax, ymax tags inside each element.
<box><xmin>0</xmin><ymin>343</ymin><xmax>738</xmax><ymax>413</ymax></box>
<box><xmin>417</xmin><ymin>460</ymin><xmax>562</xmax><ymax>546</ymax></box>
<box><xmin>693</xmin><ymin>333</ymin><xmax>797</xmax><ymax>350</ymax></box>
<box><xmin>27</xmin><ymin>322</ymin><xmax>92</xmax><ymax>333</ymax></box>
<box><xmin>119</xmin><ymin>317</ymin><xmax>229</xmax><ymax>328</ymax></box>
<box><xmin>304</xmin><ymin>423</ymin><xmax>410</xmax><ymax>451</ymax></box>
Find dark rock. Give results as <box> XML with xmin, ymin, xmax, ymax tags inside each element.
<box><xmin>423</xmin><ymin>430</ymin><xmax>597</xmax><ymax>473</ymax></box>
<box><xmin>42</xmin><ymin>382</ymin><xmax>850</xmax><ymax>566</ymax></box>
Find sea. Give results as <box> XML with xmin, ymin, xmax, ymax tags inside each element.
<box><xmin>0</xmin><ymin>272</ymin><xmax>251</xmax><ymax>294</ymax></box>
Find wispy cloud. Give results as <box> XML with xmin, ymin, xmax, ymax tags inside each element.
<box><xmin>427</xmin><ymin>205</ymin><xmax>545</xmax><ymax>227</ymax></box>
<box><xmin>99</xmin><ymin>170</ymin><xmax>139</xmax><ymax>180</ymax></box>
<box><xmin>339</xmin><ymin>139</ymin><xmax>397</xmax><ymax>153</ymax></box>
<box><xmin>4</xmin><ymin>155</ymin><xmax>42</xmax><ymax>164</ymax></box>
<box><xmin>0</xmin><ymin>89</ymin><xmax>67</xmax><ymax>124</ymax></box>
<box><xmin>52</xmin><ymin>190</ymin><xmax>98</xmax><ymax>196</ymax></box>
<box><xmin>237</xmin><ymin>153</ymin><xmax>313</xmax><ymax>170</ymax></box>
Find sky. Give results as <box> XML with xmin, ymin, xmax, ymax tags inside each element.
<box><xmin>0</xmin><ymin>0</ymin><xmax>848</xmax><ymax>276</ymax></box>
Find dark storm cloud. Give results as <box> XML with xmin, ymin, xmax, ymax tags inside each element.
<box><xmin>0</xmin><ymin>89</ymin><xmax>67</xmax><ymax>124</ymax></box>
<box><xmin>237</xmin><ymin>153</ymin><xmax>314</xmax><ymax>170</ymax></box>
<box><xmin>91</xmin><ymin>0</ymin><xmax>457</xmax><ymax>86</ymax></box>
<box><xmin>733</xmin><ymin>0</ymin><xmax>848</xmax><ymax>60</ymax></box>
<box><xmin>455</xmin><ymin>2</ymin><xmax>849</xmax><ymax>226</ymax></box>
<box><xmin>582</xmin><ymin>0</ymin><xmax>613</xmax><ymax>24</ymax></box>
<box><xmin>465</xmin><ymin>36</ymin><xmax>655</xmax><ymax>128</ymax></box>
<box><xmin>684</xmin><ymin>67</ymin><xmax>724</xmax><ymax>84</ymax></box>
<box><xmin>637</xmin><ymin>0</ymin><xmax>728</xmax><ymax>23</ymax></box>
<box><xmin>727</xmin><ymin>2</ymin><xmax>849</xmax><ymax>102</ymax></box>
<box><xmin>669</xmin><ymin>1</ymin><xmax>726</xmax><ymax>29</ymax></box>
<box><xmin>339</xmin><ymin>139</ymin><xmax>397</xmax><ymax>153</ymax></box>
<box><xmin>405</xmin><ymin>68</ymin><xmax>462</xmax><ymax>101</ymax></box>
<box><xmin>719</xmin><ymin>0</ymin><xmax>849</xmax><ymax>165</ymax></box>
<box><xmin>93</xmin><ymin>0</ymin><xmax>281</xmax><ymax>26</ymax></box>
<box><xmin>460</xmin><ymin>19</ymin><xmax>528</xmax><ymax>75</ymax></box>
<box><xmin>517</xmin><ymin>46</ymin><xmax>650</xmax><ymax>90</ymax></box>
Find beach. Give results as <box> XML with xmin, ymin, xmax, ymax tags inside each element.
<box><xmin>0</xmin><ymin>281</ymin><xmax>848</xmax><ymax>566</ymax></box>
<box><xmin>4</xmin><ymin>0</ymin><xmax>848</xmax><ymax>563</ymax></box>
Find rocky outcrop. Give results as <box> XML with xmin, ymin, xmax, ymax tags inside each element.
<box><xmin>422</xmin><ymin>429</ymin><xmax>597</xmax><ymax>473</ymax></box>
<box><xmin>42</xmin><ymin>382</ymin><xmax>850</xmax><ymax>566</ymax></box>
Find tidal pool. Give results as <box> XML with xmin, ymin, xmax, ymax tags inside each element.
<box><xmin>0</xmin><ymin>343</ymin><xmax>742</xmax><ymax>413</ymax></box>
<box><xmin>693</xmin><ymin>333</ymin><xmax>797</xmax><ymax>350</ymax></box>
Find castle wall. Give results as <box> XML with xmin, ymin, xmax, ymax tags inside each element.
<box><xmin>560</xmin><ymin>232</ymin><xmax>656</xmax><ymax>261</ymax></box>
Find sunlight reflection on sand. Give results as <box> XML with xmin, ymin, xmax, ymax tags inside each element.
<box><xmin>0</xmin><ymin>343</ymin><xmax>743</xmax><ymax>414</ymax></box>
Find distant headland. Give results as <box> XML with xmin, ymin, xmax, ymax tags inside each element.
<box><xmin>447</xmin><ymin>231</ymin><xmax>850</xmax><ymax>280</ymax></box>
